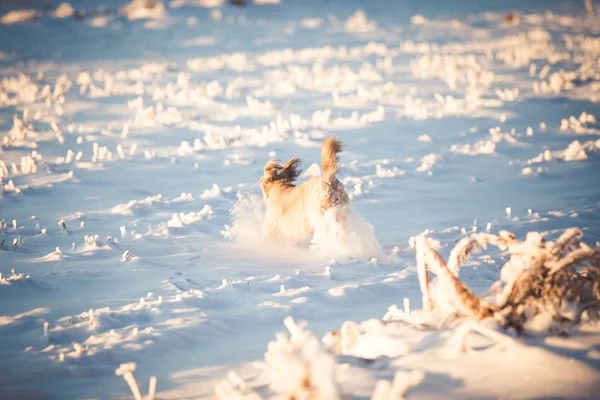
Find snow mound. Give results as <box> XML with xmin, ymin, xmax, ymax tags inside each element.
<box><xmin>345</xmin><ymin>10</ymin><xmax>377</xmax><ymax>33</ymax></box>
<box><xmin>417</xmin><ymin>134</ymin><xmax>432</xmax><ymax>142</ymax></box>
<box><xmin>167</xmin><ymin>205</ymin><xmax>213</xmax><ymax>227</ymax></box>
<box><xmin>120</xmin><ymin>0</ymin><xmax>166</xmax><ymax>21</ymax></box>
<box><xmin>112</xmin><ymin>194</ymin><xmax>164</xmax><ymax>216</ymax></box>
<box><xmin>1</xmin><ymin>10</ymin><xmax>39</xmax><ymax>25</ymax></box>
<box><xmin>527</xmin><ymin>139</ymin><xmax>600</xmax><ymax>165</ymax></box>
<box><xmin>52</xmin><ymin>3</ymin><xmax>75</xmax><ymax>19</ymax></box>
<box><xmin>416</xmin><ymin>153</ymin><xmax>441</xmax><ymax>172</ymax></box>
<box><xmin>0</xmin><ymin>269</ymin><xmax>31</xmax><ymax>286</ymax></box>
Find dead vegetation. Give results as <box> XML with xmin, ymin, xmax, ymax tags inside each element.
<box><xmin>416</xmin><ymin>228</ymin><xmax>600</xmax><ymax>334</ymax></box>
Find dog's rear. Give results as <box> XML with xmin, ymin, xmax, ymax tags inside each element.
<box><xmin>318</xmin><ymin>137</ymin><xmax>349</xmax><ymax>236</ymax></box>
<box><xmin>319</xmin><ymin>137</ymin><xmax>348</xmax><ymax>210</ymax></box>
<box><xmin>260</xmin><ymin>137</ymin><xmax>349</xmax><ymax>243</ymax></box>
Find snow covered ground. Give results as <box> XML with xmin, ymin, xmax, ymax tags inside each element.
<box><xmin>1</xmin><ymin>0</ymin><xmax>600</xmax><ymax>398</ymax></box>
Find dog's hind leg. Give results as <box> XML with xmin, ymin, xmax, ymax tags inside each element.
<box><xmin>319</xmin><ymin>206</ymin><xmax>348</xmax><ymax>243</ymax></box>
<box><xmin>331</xmin><ymin>206</ymin><xmax>350</xmax><ymax>243</ymax></box>
<box><xmin>261</xmin><ymin>218</ymin><xmax>277</xmax><ymax>240</ymax></box>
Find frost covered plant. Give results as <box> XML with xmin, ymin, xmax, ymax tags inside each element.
<box><xmin>6</xmin><ymin>116</ymin><xmax>29</xmax><ymax>144</ymax></box>
<box><xmin>0</xmin><ymin>9</ymin><xmax>39</xmax><ymax>25</ymax></box>
<box><xmin>415</xmin><ymin>228</ymin><xmax>600</xmax><ymax>334</ymax></box>
<box><xmin>214</xmin><ymin>371</ymin><xmax>261</xmax><ymax>400</ymax></box>
<box><xmin>215</xmin><ymin>317</ymin><xmax>341</xmax><ymax>400</ymax></box>
<box><xmin>265</xmin><ymin>317</ymin><xmax>340</xmax><ymax>399</ymax></box>
<box><xmin>115</xmin><ymin>362</ymin><xmax>157</xmax><ymax>400</ymax></box>
<box><xmin>120</xmin><ymin>0</ymin><xmax>165</xmax><ymax>21</ymax></box>
<box><xmin>0</xmin><ymin>268</ymin><xmax>30</xmax><ymax>285</ymax></box>
<box><xmin>370</xmin><ymin>369</ymin><xmax>425</xmax><ymax>400</ymax></box>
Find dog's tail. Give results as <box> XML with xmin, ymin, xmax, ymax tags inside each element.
<box><xmin>321</xmin><ymin>136</ymin><xmax>343</xmax><ymax>182</ymax></box>
<box><xmin>262</xmin><ymin>158</ymin><xmax>302</xmax><ymax>185</ymax></box>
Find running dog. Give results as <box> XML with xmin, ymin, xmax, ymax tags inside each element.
<box><xmin>260</xmin><ymin>137</ymin><xmax>349</xmax><ymax>243</ymax></box>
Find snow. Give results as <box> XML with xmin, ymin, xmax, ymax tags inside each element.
<box><xmin>1</xmin><ymin>0</ymin><xmax>600</xmax><ymax>399</ymax></box>
<box><xmin>417</xmin><ymin>134</ymin><xmax>432</xmax><ymax>143</ymax></box>
<box><xmin>51</xmin><ymin>3</ymin><xmax>75</xmax><ymax>19</ymax></box>
<box><xmin>345</xmin><ymin>10</ymin><xmax>377</xmax><ymax>33</ymax></box>
<box><xmin>120</xmin><ymin>0</ymin><xmax>168</xmax><ymax>21</ymax></box>
<box><xmin>0</xmin><ymin>10</ymin><xmax>39</xmax><ymax>25</ymax></box>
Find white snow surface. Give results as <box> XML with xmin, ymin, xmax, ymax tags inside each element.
<box><xmin>1</xmin><ymin>0</ymin><xmax>600</xmax><ymax>399</ymax></box>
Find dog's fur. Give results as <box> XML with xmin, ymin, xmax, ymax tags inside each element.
<box><xmin>260</xmin><ymin>137</ymin><xmax>349</xmax><ymax>243</ymax></box>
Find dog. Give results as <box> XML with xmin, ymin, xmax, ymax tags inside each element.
<box><xmin>260</xmin><ymin>137</ymin><xmax>349</xmax><ymax>244</ymax></box>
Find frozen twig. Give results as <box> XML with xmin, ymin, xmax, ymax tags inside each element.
<box><xmin>115</xmin><ymin>363</ymin><xmax>143</xmax><ymax>400</ymax></box>
<box><xmin>549</xmin><ymin>247</ymin><xmax>600</xmax><ymax>275</ymax></box>
<box><xmin>416</xmin><ymin>237</ymin><xmax>434</xmax><ymax>311</ymax></box>
<box><xmin>416</xmin><ymin>236</ymin><xmax>494</xmax><ymax>319</ymax></box>
<box><xmin>584</xmin><ymin>0</ymin><xmax>594</xmax><ymax>17</ymax></box>
<box><xmin>550</xmin><ymin>228</ymin><xmax>583</xmax><ymax>257</ymax></box>
<box><xmin>147</xmin><ymin>376</ymin><xmax>157</xmax><ymax>400</ymax></box>
<box><xmin>447</xmin><ymin>233</ymin><xmax>516</xmax><ymax>276</ymax></box>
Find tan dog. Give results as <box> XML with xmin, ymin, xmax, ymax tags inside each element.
<box><xmin>260</xmin><ymin>137</ymin><xmax>349</xmax><ymax>243</ymax></box>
